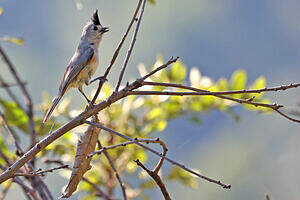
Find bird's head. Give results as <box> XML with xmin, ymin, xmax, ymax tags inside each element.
<box><xmin>81</xmin><ymin>10</ymin><xmax>109</xmax><ymax>43</ymax></box>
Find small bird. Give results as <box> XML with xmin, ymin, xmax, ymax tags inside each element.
<box><xmin>43</xmin><ymin>10</ymin><xmax>109</xmax><ymax>123</ymax></box>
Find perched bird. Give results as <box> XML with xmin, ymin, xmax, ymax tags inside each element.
<box><xmin>43</xmin><ymin>10</ymin><xmax>109</xmax><ymax>123</ymax></box>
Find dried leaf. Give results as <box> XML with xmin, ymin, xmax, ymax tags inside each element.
<box><xmin>60</xmin><ymin>116</ymin><xmax>101</xmax><ymax>198</ymax></box>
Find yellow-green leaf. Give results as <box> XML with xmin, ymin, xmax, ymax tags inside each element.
<box><xmin>147</xmin><ymin>0</ymin><xmax>156</xmax><ymax>5</ymax></box>
<box><xmin>0</xmin><ymin>8</ymin><xmax>3</xmax><ymax>15</ymax></box>
<box><xmin>230</xmin><ymin>69</ymin><xmax>247</xmax><ymax>90</ymax></box>
<box><xmin>169</xmin><ymin>61</ymin><xmax>187</xmax><ymax>82</ymax></box>
<box><xmin>0</xmin><ymin>36</ymin><xmax>25</xmax><ymax>45</ymax></box>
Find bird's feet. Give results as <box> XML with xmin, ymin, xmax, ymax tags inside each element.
<box><xmin>90</xmin><ymin>76</ymin><xmax>108</xmax><ymax>84</ymax></box>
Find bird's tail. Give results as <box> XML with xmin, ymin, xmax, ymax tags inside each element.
<box><xmin>43</xmin><ymin>95</ymin><xmax>62</xmax><ymax>123</ymax></box>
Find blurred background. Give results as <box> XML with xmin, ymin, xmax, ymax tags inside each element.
<box><xmin>0</xmin><ymin>0</ymin><xmax>300</xmax><ymax>199</ymax></box>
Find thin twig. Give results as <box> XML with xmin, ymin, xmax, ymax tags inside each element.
<box><xmin>0</xmin><ymin>75</ymin><xmax>25</xmax><ymax>111</ymax></box>
<box><xmin>88</xmin><ymin>138</ymin><xmax>165</xmax><ymax>158</ymax></box>
<box><xmin>140</xmin><ymin>81</ymin><xmax>300</xmax><ymax>123</ymax></box>
<box><xmin>128</xmin><ymin>90</ymin><xmax>283</xmax><ymax>109</ymax></box>
<box><xmin>84</xmin><ymin>121</ymin><xmax>231</xmax><ymax>189</ymax></box>
<box><xmin>143</xmin><ymin>81</ymin><xmax>300</xmax><ymax>95</ymax></box>
<box><xmin>115</xmin><ymin>0</ymin><xmax>146</xmax><ymax>92</ymax></box>
<box><xmin>0</xmin><ymin>45</ymin><xmax>36</xmax><ymax>147</ymax></box>
<box><xmin>135</xmin><ymin>159</ymin><xmax>171</xmax><ymax>200</ymax></box>
<box><xmin>97</xmin><ymin>140</ymin><xmax>127</xmax><ymax>200</ymax></box>
<box><xmin>131</xmin><ymin>90</ymin><xmax>282</xmax><ymax>106</ymax></box>
<box><xmin>13</xmin><ymin>177</ymin><xmax>40</xmax><ymax>200</ymax></box>
<box><xmin>0</xmin><ymin>110</ymin><xmax>23</xmax><ymax>155</ymax></box>
<box><xmin>0</xmin><ymin>81</ymin><xmax>27</xmax><ymax>88</ymax></box>
<box><xmin>275</xmin><ymin>109</ymin><xmax>300</xmax><ymax>123</ymax></box>
<box><xmin>12</xmin><ymin>165</ymin><xmax>69</xmax><ymax>178</ymax></box>
<box><xmin>91</xmin><ymin>0</ymin><xmax>143</xmax><ymax>104</ymax></box>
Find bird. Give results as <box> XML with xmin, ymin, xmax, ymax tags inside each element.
<box><xmin>43</xmin><ymin>10</ymin><xmax>109</xmax><ymax>123</ymax></box>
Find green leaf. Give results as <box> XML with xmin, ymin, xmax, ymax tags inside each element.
<box><xmin>169</xmin><ymin>61</ymin><xmax>187</xmax><ymax>82</ymax></box>
<box><xmin>167</xmin><ymin>166</ymin><xmax>198</xmax><ymax>189</ymax></box>
<box><xmin>140</xmin><ymin>180</ymin><xmax>157</xmax><ymax>189</ymax></box>
<box><xmin>250</xmin><ymin>76</ymin><xmax>266</xmax><ymax>98</ymax></box>
<box><xmin>0</xmin><ymin>36</ymin><xmax>25</xmax><ymax>45</ymax></box>
<box><xmin>217</xmin><ymin>78</ymin><xmax>228</xmax><ymax>91</ymax></box>
<box><xmin>146</xmin><ymin>107</ymin><xmax>163</xmax><ymax>120</ymax></box>
<box><xmin>147</xmin><ymin>0</ymin><xmax>156</xmax><ymax>5</ymax></box>
<box><xmin>0</xmin><ymin>7</ymin><xmax>3</xmax><ymax>15</ymax></box>
<box><xmin>0</xmin><ymin>100</ymin><xmax>28</xmax><ymax>128</ymax></box>
<box><xmin>156</xmin><ymin>120</ymin><xmax>167</xmax><ymax>131</ymax></box>
<box><xmin>230</xmin><ymin>70</ymin><xmax>247</xmax><ymax>90</ymax></box>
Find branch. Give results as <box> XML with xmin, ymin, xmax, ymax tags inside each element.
<box><xmin>142</xmin><ymin>81</ymin><xmax>300</xmax><ymax>95</ymax></box>
<box><xmin>91</xmin><ymin>0</ymin><xmax>143</xmax><ymax>104</ymax></box>
<box><xmin>96</xmin><ymin>140</ymin><xmax>127</xmax><ymax>200</ymax></box>
<box><xmin>0</xmin><ymin>81</ymin><xmax>27</xmax><ymax>88</ymax></box>
<box><xmin>115</xmin><ymin>0</ymin><xmax>146</xmax><ymax>92</ymax></box>
<box><xmin>0</xmin><ymin>45</ymin><xmax>36</xmax><ymax>146</ymax></box>
<box><xmin>0</xmin><ymin>75</ymin><xmax>25</xmax><ymax>111</ymax></box>
<box><xmin>134</xmin><ymin>81</ymin><xmax>300</xmax><ymax>123</ymax></box>
<box><xmin>128</xmin><ymin>90</ymin><xmax>283</xmax><ymax>109</ymax></box>
<box><xmin>0</xmin><ymin>110</ymin><xmax>23</xmax><ymax>155</ymax></box>
<box><xmin>135</xmin><ymin>159</ymin><xmax>171</xmax><ymax>200</ymax></box>
<box><xmin>84</xmin><ymin>121</ymin><xmax>231</xmax><ymax>189</ymax></box>
<box><xmin>12</xmin><ymin>165</ymin><xmax>69</xmax><ymax>178</ymax></box>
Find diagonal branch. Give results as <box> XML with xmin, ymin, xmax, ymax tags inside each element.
<box><xmin>128</xmin><ymin>90</ymin><xmax>283</xmax><ymax>110</ymax></box>
<box><xmin>84</xmin><ymin>121</ymin><xmax>231</xmax><ymax>189</ymax></box>
<box><xmin>91</xmin><ymin>0</ymin><xmax>143</xmax><ymax>104</ymax></box>
<box><xmin>142</xmin><ymin>81</ymin><xmax>300</xmax><ymax>95</ymax></box>
<box><xmin>135</xmin><ymin>159</ymin><xmax>171</xmax><ymax>200</ymax></box>
<box><xmin>115</xmin><ymin>0</ymin><xmax>146</xmax><ymax>92</ymax></box>
<box><xmin>12</xmin><ymin>165</ymin><xmax>69</xmax><ymax>178</ymax></box>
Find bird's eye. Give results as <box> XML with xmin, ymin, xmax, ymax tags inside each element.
<box><xmin>93</xmin><ymin>26</ymin><xmax>98</xmax><ymax>31</ymax></box>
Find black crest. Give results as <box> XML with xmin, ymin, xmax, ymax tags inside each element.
<box><xmin>91</xmin><ymin>10</ymin><xmax>101</xmax><ymax>25</ymax></box>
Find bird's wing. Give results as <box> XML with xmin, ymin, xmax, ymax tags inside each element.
<box><xmin>59</xmin><ymin>47</ymin><xmax>94</xmax><ymax>95</ymax></box>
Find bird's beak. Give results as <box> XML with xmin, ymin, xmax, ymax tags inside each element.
<box><xmin>100</xmin><ymin>27</ymin><xmax>109</xmax><ymax>33</ymax></box>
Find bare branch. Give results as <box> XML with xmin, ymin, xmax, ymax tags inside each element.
<box><xmin>115</xmin><ymin>0</ymin><xmax>146</xmax><ymax>92</ymax></box>
<box><xmin>91</xmin><ymin>0</ymin><xmax>143</xmax><ymax>104</ymax></box>
<box><xmin>0</xmin><ymin>81</ymin><xmax>27</xmax><ymax>88</ymax></box>
<box><xmin>84</xmin><ymin>121</ymin><xmax>231</xmax><ymax>189</ymax></box>
<box><xmin>135</xmin><ymin>159</ymin><xmax>171</xmax><ymax>200</ymax></box>
<box><xmin>12</xmin><ymin>165</ymin><xmax>69</xmax><ymax>178</ymax></box>
<box><xmin>134</xmin><ymin>81</ymin><xmax>300</xmax><ymax>123</ymax></box>
<box><xmin>128</xmin><ymin>90</ymin><xmax>283</xmax><ymax>110</ymax></box>
<box><xmin>0</xmin><ymin>75</ymin><xmax>25</xmax><ymax>111</ymax></box>
<box><xmin>0</xmin><ymin>110</ymin><xmax>23</xmax><ymax>155</ymax></box>
<box><xmin>143</xmin><ymin>81</ymin><xmax>300</xmax><ymax>95</ymax></box>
